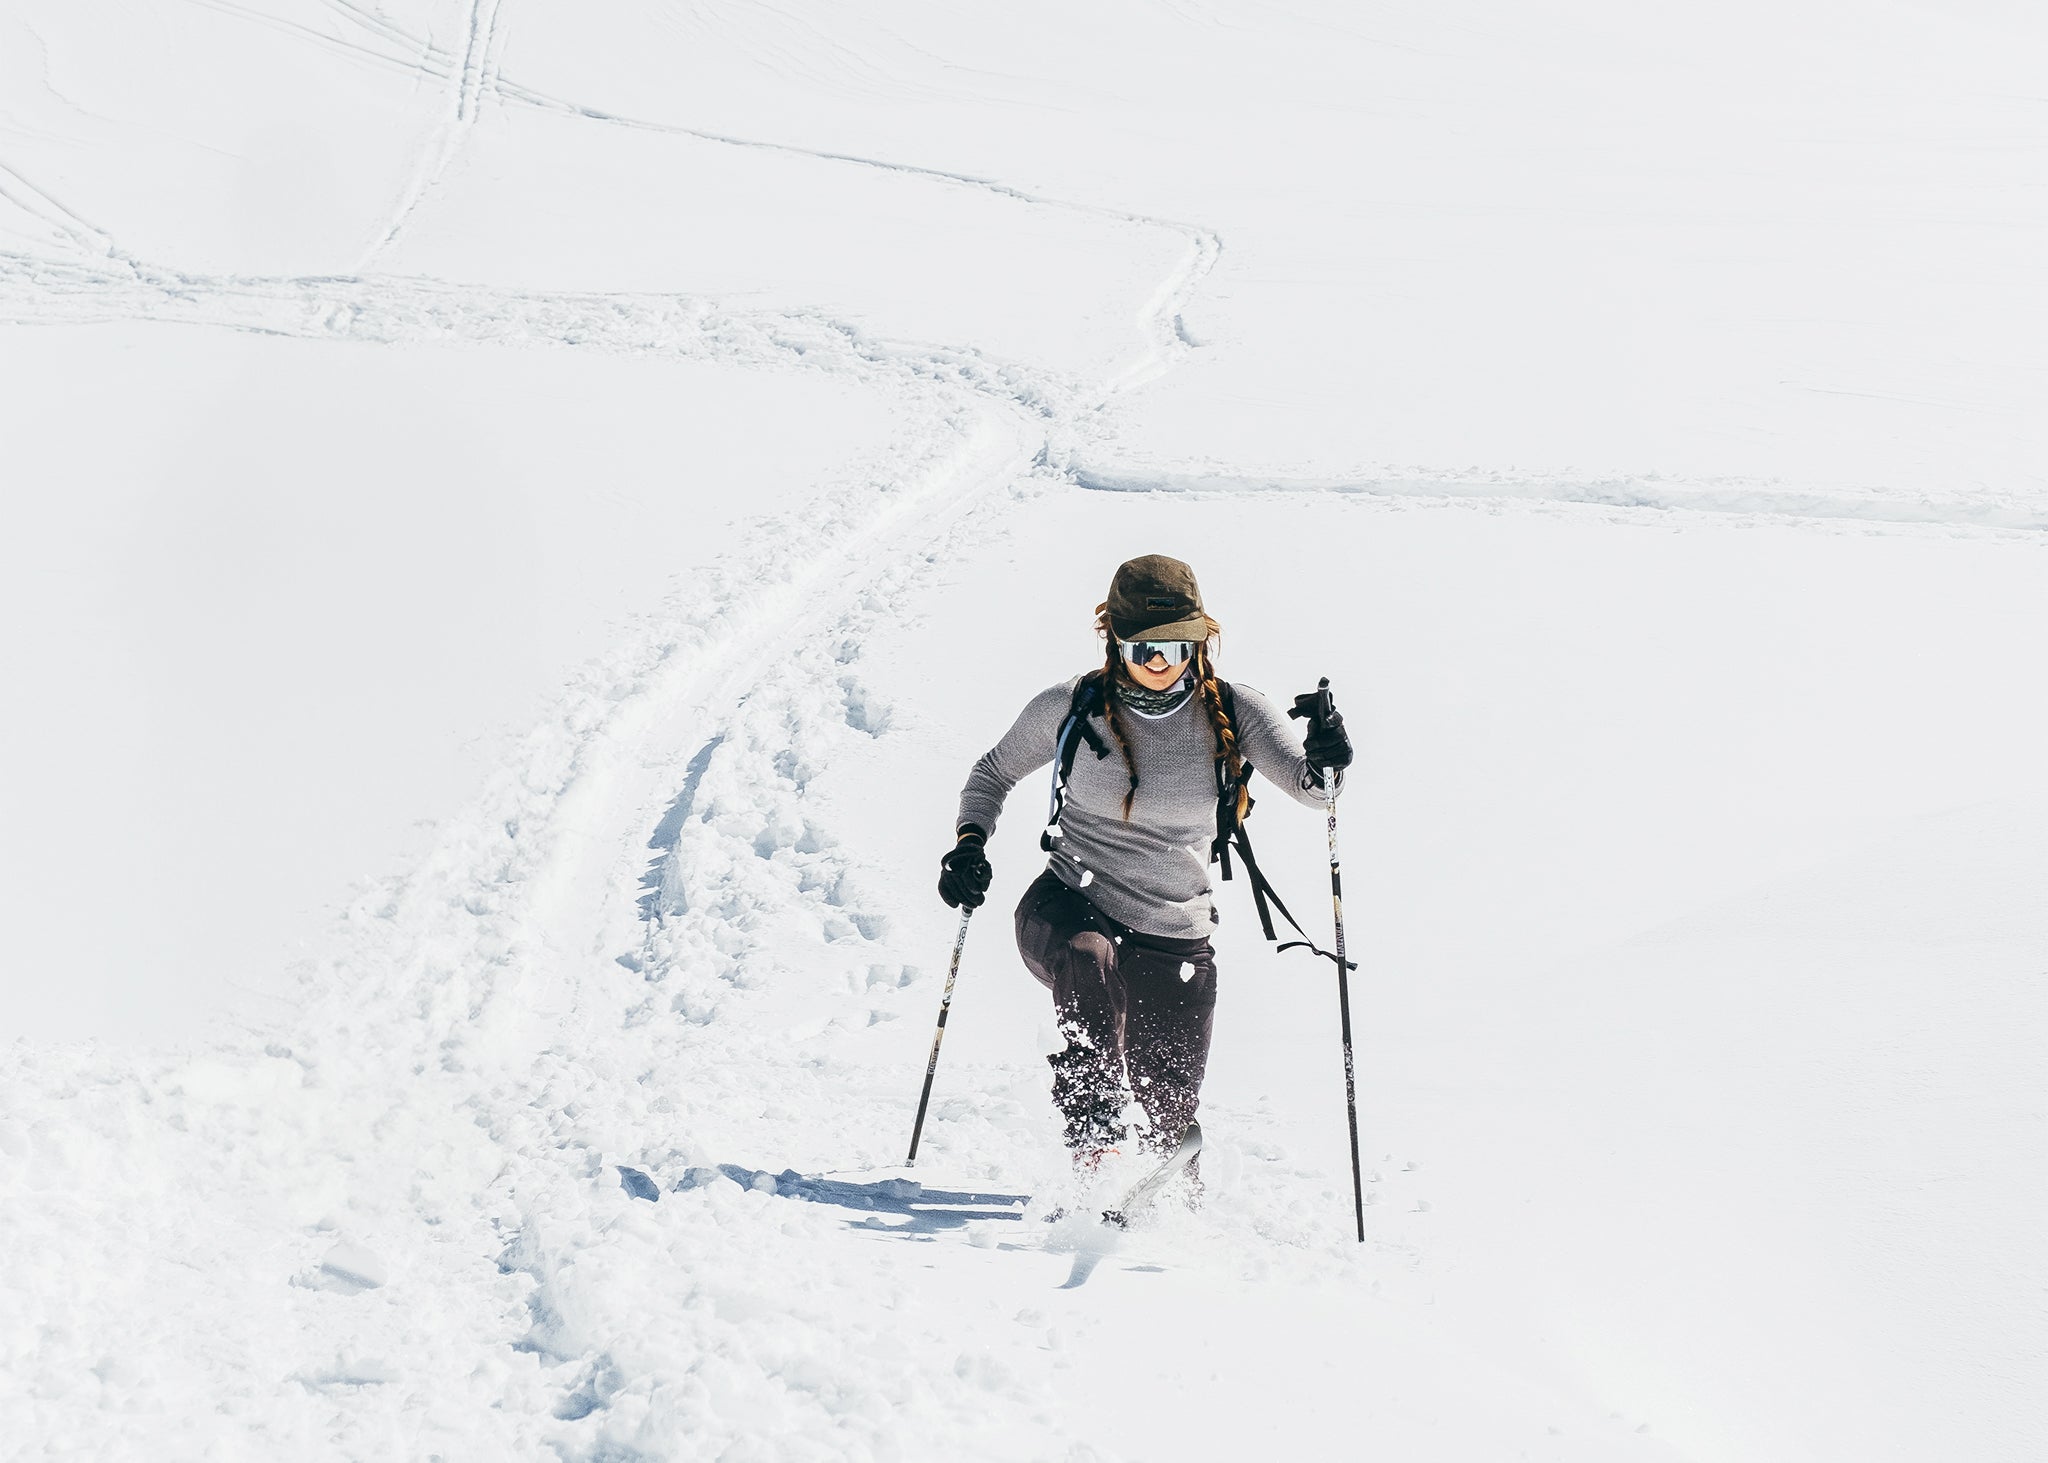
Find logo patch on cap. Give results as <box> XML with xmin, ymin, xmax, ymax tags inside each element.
<box><xmin>1145</xmin><ymin>595</ymin><xmax>1181</xmax><ymax>610</ymax></box>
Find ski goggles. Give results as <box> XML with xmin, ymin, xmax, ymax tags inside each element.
<box><xmin>1116</xmin><ymin>638</ymin><xmax>1196</xmax><ymax>667</ymax></box>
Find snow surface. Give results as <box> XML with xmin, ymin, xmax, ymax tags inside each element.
<box><xmin>3</xmin><ymin>2</ymin><xmax>2045</xmax><ymax>1459</ymax></box>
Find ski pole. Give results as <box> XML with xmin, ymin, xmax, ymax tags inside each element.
<box><xmin>1290</xmin><ymin>677</ymin><xmax>1367</xmax><ymax>1240</ymax></box>
<box><xmin>906</xmin><ymin>906</ymin><xmax>973</xmax><ymax>1165</ymax></box>
<box><xmin>1291</xmin><ymin>672</ymin><xmax>1367</xmax><ymax>1243</ymax></box>
<box><xmin>1321</xmin><ymin>765</ymin><xmax>1365</xmax><ymax>1241</ymax></box>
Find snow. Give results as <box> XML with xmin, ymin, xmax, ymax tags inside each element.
<box><xmin>3</xmin><ymin>1</ymin><xmax>2045</xmax><ymax>1460</ymax></box>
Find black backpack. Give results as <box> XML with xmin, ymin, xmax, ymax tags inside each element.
<box><xmin>1039</xmin><ymin>671</ymin><xmax>1350</xmax><ymax>968</ymax></box>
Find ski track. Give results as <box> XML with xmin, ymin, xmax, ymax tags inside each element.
<box><xmin>354</xmin><ymin>0</ymin><xmax>508</xmax><ymax>268</ymax></box>
<box><xmin>1071</xmin><ymin>464</ymin><xmax>2048</xmax><ymax>538</ymax></box>
<box><xmin>0</xmin><ymin>248</ymin><xmax>1092</xmax><ymax>424</ymax></box>
<box><xmin>180</xmin><ymin>0</ymin><xmax>442</xmax><ymax>78</ymax></box>
<box><xmin>0</xmin><ymin>158</ymin><xmax>118</xmax><ymax>259</ymax></box>
<box><xmin>0</xmin><ymin>28</ymin><xmax>1242</xmax><ymax>1451</ymax></box>
<box><xmin>151</xmin><ymin>0</ymin><xmax>1229</xmax><ymax>321</ymax></box>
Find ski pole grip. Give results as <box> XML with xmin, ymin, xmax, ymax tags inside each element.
<box><xmin>1288</xmin><ymin>676</ymin><xmax>1335</xmax><ymax>725</ymax></box>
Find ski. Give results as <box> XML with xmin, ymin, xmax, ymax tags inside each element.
<box><xmin>1101</xmin><ymin>1120</ymin><xmax>1202</xmax><ymax>1229</ymax></box>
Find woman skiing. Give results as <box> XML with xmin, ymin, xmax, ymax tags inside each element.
<box><xmin>937</xmin><ymin>554</ymin><xmax>1352</xmax><ymax>1167</ymax></box>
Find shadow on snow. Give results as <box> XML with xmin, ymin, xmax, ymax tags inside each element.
<box><xmin>701</xmin><ymin>1164</ymin><xmax>1031</xmax><ymax>1237</ymax></box>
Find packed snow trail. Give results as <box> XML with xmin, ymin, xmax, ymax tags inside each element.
<box><xmin>0</xmin><ymin>298</ymin><xmax>1176</xmax><ymax>1457</ymax></box>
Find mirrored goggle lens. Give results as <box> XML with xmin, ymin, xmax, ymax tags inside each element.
<box><xmin>1118</xmin><ymin>639</ymin><xmax>1194</xmax><ymax>666</ymax></box>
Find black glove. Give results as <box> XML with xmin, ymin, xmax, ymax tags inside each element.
<box><xmin>1289</xmin><ymin>678</ymin><xmax>1354</xmax><ymax>785</ymax></box>
<box><xmin>938</xmin><ymin>827</ymin><xmax>992</xmax><ymax>909</ymax></box>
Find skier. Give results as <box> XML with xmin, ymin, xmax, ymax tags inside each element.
<box><xmin>937</xmin><ymin>554</ymin><xmax>1352</xmax><ymax>1172</ymax></box>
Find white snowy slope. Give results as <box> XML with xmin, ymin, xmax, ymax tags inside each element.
<box><xmin>501</xmin><ymin>0</ymin><xmax>2048</xmax><ymax>509</ymax></box>
<box><xmin>0</xmin><ymin>324</ymin><xmax>902</xmax><ymax>1039</ymax></box>
<box><xmin>3</xmin><ymin>2</ymin><xmax>2045</xmax><ymax>1461</ymax></box>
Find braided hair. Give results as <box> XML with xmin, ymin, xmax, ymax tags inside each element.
<box><xmin>1192</xmin><ymin>620</ymin><xmax>1249</xmax><ymax>827</ymax></box>
<box><xmin>1094</xmin><ymin>607</ymin><xmax>1143</xmax><ymax>818</ymax></box>
<box><xmin>1093</xmin><ymin>607</ymin><xmax>1242</xmax><ymax>824</ymax></box>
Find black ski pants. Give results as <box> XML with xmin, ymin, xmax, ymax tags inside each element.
<box><xmin>1014</xmin><ymin>869</ymin><xmax>1217</xmax><ymax>1153</ymax></box>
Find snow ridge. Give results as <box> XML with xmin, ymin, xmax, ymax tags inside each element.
<box><xmin>1072</xmin><ymin>463</ymin><xmax>2048</xmax><ymax>536</ymax></box>
<box><xmin>0</xmin><ymin>249</ymin><xmax>1090</xmax><ymax>423</ymax></box>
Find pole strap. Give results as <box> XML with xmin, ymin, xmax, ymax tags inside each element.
<box><xmin>1230</xmin><ymin>820</ymin><xmax>1357</xmax><ymax>972</ymax></box>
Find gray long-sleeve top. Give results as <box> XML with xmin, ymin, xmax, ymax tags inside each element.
<box><xmin>956</xmin><ymin>675</ymin><xmax>1336</xmax><ymax>939</ymax></box>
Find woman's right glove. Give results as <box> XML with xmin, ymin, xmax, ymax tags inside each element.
<box><xmin>937</xmin><ymin>827</ymin><xmax>992</xmax><ymax>909</ymax></box>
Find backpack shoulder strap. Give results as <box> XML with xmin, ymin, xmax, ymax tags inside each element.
<box><xmin>1065</xmin><ymin>672</ymin><xmax>1111</xmax><ymax>769</ymax></box>
<box><xmin>1042</xmin><ymin>672</ymin><xmax>1111</xmax><ymax>851</ymax></box>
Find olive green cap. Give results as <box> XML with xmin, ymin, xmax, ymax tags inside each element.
<box><xmin>1106</xmin><ymin>554</ymin><xmax>1207</xmax><ymax>642</ymax></box>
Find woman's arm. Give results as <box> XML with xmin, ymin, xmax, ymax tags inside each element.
<box><xmin>956</xmin><ymin>678</ymin><xmax>1081</xmax><ymax>838</ymax></box>
<box><xmin>1231</xmin><ymin>683</ymin><xmax>1346</xmax><ymax>809</ymax></box>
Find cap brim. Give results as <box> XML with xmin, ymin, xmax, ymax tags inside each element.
<box><xmin>1109</xmin><ymin>615</ymin><xmax>1209</xmax><ymax>643</ymax></box>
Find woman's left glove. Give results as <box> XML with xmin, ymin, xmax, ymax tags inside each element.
<box><xmin>1290</xmin><ymin>679</ymin><xmax>1354</xmax><ymax>785</ymax></box>
<box><xmin>1303</xmin><ymin>715</ymin><xmax>1353</xmax><ymax>783</ymax></box>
